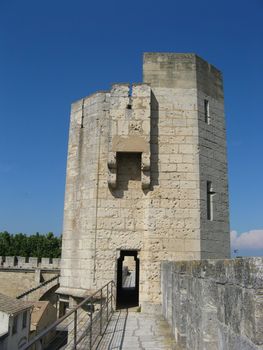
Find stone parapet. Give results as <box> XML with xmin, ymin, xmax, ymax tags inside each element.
<box><xmin>161</xmin><ymin>258</ymin><xmax>263</xmax><ymax>350</ymax></box>
<box><xmin>0</xmin><ymin>256</ymin><xmax>60</xmax><ymax>269</ymax></box>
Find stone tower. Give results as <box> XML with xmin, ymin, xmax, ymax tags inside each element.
<box><xmin>58</xmin><ymin>53</ymin><xmax>230</xmax><ymax>311</ymax></box>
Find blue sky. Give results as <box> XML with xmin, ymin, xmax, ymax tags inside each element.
<box><xmin>0</xmin><ymin>0</ymin><xmax>262</xmax><ymax>256</ymax></box>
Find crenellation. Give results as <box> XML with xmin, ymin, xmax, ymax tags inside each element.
<box><xmin>0</xmin><ymin>256</ymin><xmax>60</xmax><ymax>269</ymax></box>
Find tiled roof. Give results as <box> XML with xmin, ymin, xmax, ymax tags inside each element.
<box><xmin>0</xmin><ymin>293</ymin><xmax>32</xmax><ymax>315</ymax></box>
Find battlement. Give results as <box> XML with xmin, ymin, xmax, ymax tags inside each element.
<box><xmin>0</xmin><ymin>256</ymin><xmax>60</xmax><ymax>269</ymax></box>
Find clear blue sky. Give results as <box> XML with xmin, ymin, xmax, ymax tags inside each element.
<box><xmin>0</xmin><ymin>0</ymin><xmax>262</xmax><ymax>256</ymax></box>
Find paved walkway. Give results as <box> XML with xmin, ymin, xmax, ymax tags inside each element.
<box><xmin>95</xmin><ymin>309</ymin><xmax>176</xmax><ymax>350</ymax></box>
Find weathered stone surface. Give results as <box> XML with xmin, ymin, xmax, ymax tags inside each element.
<box><xmin>60</xmin><ymin>53</ymin><xmax>230</xmax><ymax>310</ymax></box>
<box><xmin>0</xmin><ymin>270</ymin><xmax>58</xmax><ymax>298</ymax></box>
<box><xmin>161</xmin><ymin>258</ymin><xmax>263</xmax><ymax>350</ymax></box>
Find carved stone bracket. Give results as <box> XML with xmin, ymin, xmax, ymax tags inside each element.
<box><xmin>141</xmin><ymin>153</ymin><xmax>151</xmax><ymax>189</ymax></box>
<box><xmin>108</xmin><ymin>152</ymin><xmax>117</xmax><ymax>189</ymax></box>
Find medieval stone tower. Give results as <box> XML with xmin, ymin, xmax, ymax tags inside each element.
<box><xmin>59</xmin><ymin>53</ymin><xmax>230</xmax><ymax>311</ymax></box>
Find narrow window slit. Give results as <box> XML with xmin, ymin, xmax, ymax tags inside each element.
<box><xmin>207</xmin><ymin>181</ymin><xmax>215</xmax><ymax>220</ymax></box>
<box><xmin>81</xmin><ymin>99</ymin><xmax>84</xmax><ymax>128</ymax></box>
<box><xmin>204</xmin><ymin>99</ymin><xmax>210</xmax><ymax>124</ymax></box>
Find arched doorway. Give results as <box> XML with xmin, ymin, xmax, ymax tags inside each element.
<box><xmin>116</xmin><ymin>250</ymin><xmax>139</xmax><ymax>309</ymax></box>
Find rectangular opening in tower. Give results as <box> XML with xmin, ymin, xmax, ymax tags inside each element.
<box><xmin>117</xmin><ymin>152</ymin><xmax>141</xmax><ymax>190</ymax></box>
<box><xmin>116</xmin><ymin>250</ymin><xmax>139</xmax><ymax>309</ymax></box>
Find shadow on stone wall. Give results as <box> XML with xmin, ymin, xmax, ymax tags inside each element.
<box><xmin>161</xmin><ymin>258</ymin><xmax>263</xmax><ymax>350</ymax></box>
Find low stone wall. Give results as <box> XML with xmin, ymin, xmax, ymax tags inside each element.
<box><xmin>0</xmin><ymin>256</ymin><xmax>60</xmax><ymax>269</ymax></box>
<box><xmin>0</xmin><ymin>270</ymin><xmax>59</xmax><ymax>298</ymax></box>
<box><xmin>161</xmin><ymin>258</ymin><xmax>263</xmax><ymax>350</ymax></box>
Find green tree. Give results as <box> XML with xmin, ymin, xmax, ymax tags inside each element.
<box><xmin>0</xmin><ymin>231</ymin><xmax>61</xmax><ymax>258</ymax></box>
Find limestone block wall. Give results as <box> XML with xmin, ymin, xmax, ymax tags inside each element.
<box><xmin>60</xmin><ymin>53</ymin><xmax>230</xmax><ymax>310</ymax></box>
<box><xmin>143</xmin><ymin>55</ymin><xmax>201</xmax><ymax>251</ymax></box>
<box><xmin>0</xmin><ymin>270</ymin><xmax>37</xmax><ymax>298</ymax></box>
<box><xmin>108</xmin><ymin>83</ymin><xmax>151</xmax><ymax>189</ymax></box>
<box><xmin>0</xmin><ymin>256</ymin><xmax>60</xmax><ymax>298</ymax></box>
<box><xmin>143</xmin><ymin>53</ymin><xmax>230</xmax><ymax>261</ymax></box>
<box><xmin>196</xmin><ymin>56</ymin><xmax>230</xmax><ymax>258</ymax></box>
<box><xmin>60</xmin><ymin>91</ymin><xmax>110</xmax><ymax>294</ymax></box>
<box><xmin>0</xmin><ymin>270</ymin><xmax>58</xmax><ymax>298</ymax></box>
<box><xmin>60</xmin><ymin>84</ymin><xmax>152</xmax><ymax>296</ymax></box>
<box><xmin>161</xmin><ymin>259</ymin><xmax>263</xmax><ymax>350</ymax></box>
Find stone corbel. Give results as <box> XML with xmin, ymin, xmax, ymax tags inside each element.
<box><xmin>108</xmin><ymin>152</ymin><xmax>117</xmax><ymax>189</ymax></box>
<box><xmin>141</xmin><ymin>153</ymin><xmax>151</xmax><ymax>189</ymax></box>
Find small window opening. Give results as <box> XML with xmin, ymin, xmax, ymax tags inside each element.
<box><xmin>22</xmin><ymin>311</ymin><xmax>27</xmax><ymax>329</ymax></box>
<box><xmin>117</xmin><ymin>250</ymin><xmax>139</xmax><ymax>309</ymax></box>
<box><xmin>117</xmin><ymin>152</ymin><xmax>141</xmax><ymax>191</ymax></box>
<box><xmin>81</xmin><ymin>99</ymin><xmax>84</xmax><ymax>128</ymax></box>
<box><xmin>58</xmin><ymin>295</ymin><xmax>69</xmax><ymax>317</ymax></box>
<box><xmin>127</xmin><ymin>104</ymin><xmax>132</xmax><ymax>109</ymax></box>
<box><xmin>12</xmin><ymin>315</ymin><xmax>18</xmax><ymax>335</ymax></box>
<box><xmin>204</xmin><ymin>99</ymin><xmax>210</xmax><ymax>124</ymax></box>
<box><xmin>207</xmin><ymin>181</ymin><xmax>215</xmax><ymax>220</ymax></box>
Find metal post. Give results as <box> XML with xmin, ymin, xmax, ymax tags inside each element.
<box><xmin>90</xmin><ymin>305</ymin><xmax>93</xmax><ymax>350</ymax></box>
<box><xmin>106</xmin><ymin>283</ymin><xmax>109</xmax><ymax>321</ymax></box>
<box><xmin>36</xmin><ymin>339</ymin><xmax>42</xmax><ymax>350</ymax></box>
<box><xmin>74</xmin><ymin>309</ymin><xmax>77</xmax><ymax>350</ymax></box>
<box><xmin>100</xmin><ymin>289</ymin><xmax>103</xmax><ymax>334</ymax></box>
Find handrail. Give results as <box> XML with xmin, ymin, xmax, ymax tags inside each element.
<box><xmin>22</xmin><ymin>280</ymin><xmax>116</xmax><ymax>350</ymax></box>
<box><xmin>17</xmin><ymin>274</ymin><xmax>60</xmax><ymax>299</ymax></box>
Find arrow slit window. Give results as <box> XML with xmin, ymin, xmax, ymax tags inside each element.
<box><xmin>204</xmin><ymin>99</ymin><xmax>210</xmax><ymax>124</ymax></box>
<box><xmin>207</xmin><ymin>181</ymin><xmax>215</xmax><ymax>220</ymax></box>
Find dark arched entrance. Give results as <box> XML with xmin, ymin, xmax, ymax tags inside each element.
<box><xmin>116</xmin><ymin>250</ymin><xmax>139</xmax><ymax>309</ymax></box>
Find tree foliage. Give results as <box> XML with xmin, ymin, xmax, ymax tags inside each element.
<box><xmin>0</xmin><ymin>231</ymin><xmax>61</xmax><ymax>258</ymax></box>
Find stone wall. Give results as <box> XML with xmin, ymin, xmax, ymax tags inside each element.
<box><xmin>0</xmin><ymin>270</ymin><xmax>59</xmax><ymax>298</ymax></box>
<box><xmin>0</xmin><ymin>256</ymin><xmax>60</xmax><ymax>269</ymax></box>
<box><xmin>60</xmin><ymin>53</ymin><xmax>230</xmax><ymax>310</ymax></box>
<box><xmin>0</xmin><ymin>257</ymin><xmax>60</xmax><ymax>298</ymax></box>
<box><xmin>195</xmin><ymin>56</ymin><xmax>230</xmax><ymax>258</ymax></box>
<box><xmin>143</xmin><ymin>53</ymin><xmax>230</xmax><ymax>260</ymax></box>
<box><xmin>161</xmin><ymin>258</ymin><xmax>263</xmax><ymax>350</ymax></box>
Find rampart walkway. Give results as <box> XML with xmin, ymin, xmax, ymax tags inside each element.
<box><xmin>95</xmin><ymin>309</ymin><xmax>176</xmax><ymax>350</ymax></box>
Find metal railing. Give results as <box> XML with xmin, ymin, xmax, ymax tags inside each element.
<box><xmin>22</xmin><ymin>280</ymin><xmax>115</xmax><ymax>350</ymax></box>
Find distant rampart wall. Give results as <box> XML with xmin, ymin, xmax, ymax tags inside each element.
<box><xmin>0</xmin><ymin>256</ymin><xmax>60</xmax><ymax>298</ymax></box>
<box><xmin>161</xmin><ymin>258</ymin><xmax>263</xmax><ymax>350</ymax></box>
<box><xmin>0</xmin><ymin>256</ymin><xmax>60</xmax><ymax>269</ymax></box>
